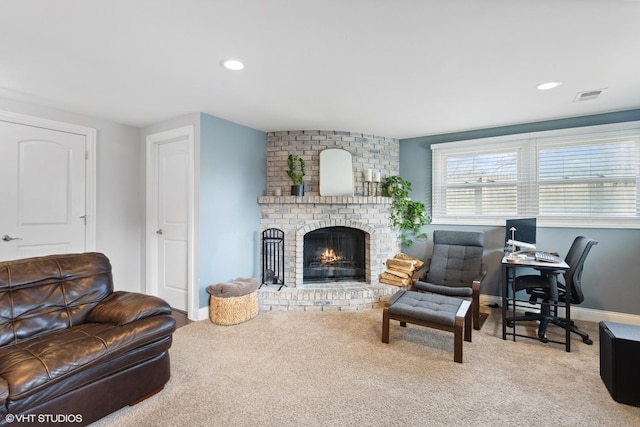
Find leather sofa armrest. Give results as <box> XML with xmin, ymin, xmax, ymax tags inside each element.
<box><xmin>0</xmin><ymin>377</ymin><xmax>8</xmax><ymax>406</ymax></box>
<box><xmin>86</xmin><ymin>291</ymin><xmax>172</xmax><ymax>326</ymax></box>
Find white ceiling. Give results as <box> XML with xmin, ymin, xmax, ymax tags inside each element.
<box><xmin>1</xmin><ymin>0</ymin><xmax>639</xmax><ymax>139</ymax></box>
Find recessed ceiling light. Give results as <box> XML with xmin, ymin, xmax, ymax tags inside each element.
<box><xmin>222</xmin><ymin>59</ymin><xmax>244</xmax><ymax>71</ymax></box>
<box><xmin>537</xmin><ymin>81</ymin><xmax>562</xmax><ymax>91</ymax></box>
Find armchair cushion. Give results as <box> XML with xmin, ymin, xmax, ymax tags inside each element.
<box><xmin>86</xmin><ymin>291</ymin><xmax>172</xmax><ymax>326</ymax></box>
<box><xmin>429</xmin><ymin>244</ymin><xmax>483</xmax><ymax>288</ymax></box>
<box><xmin>412</xmin><ymin>280</ymin><xmax>473</xmax><ymax>298</ymax></box>
<box><xmin>0</xmin><ymin>316</ymin><xmax>175</xmax><ymax>403</ymax></box>
<box><xmin>0</xmin><ymin>252</ymin><xmax>112</xmax><ymax>346</ymax></box>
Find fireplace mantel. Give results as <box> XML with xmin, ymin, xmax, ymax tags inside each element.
<box><xmin>258</xmin><ymin>195</ymin><xmax>391</xmax><ymax>205</ymax></box>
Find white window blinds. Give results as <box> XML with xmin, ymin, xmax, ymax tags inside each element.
<box><xmin>431</xmin><ymin>122</ymin><xmax>640</xmax><ymax>227</ymax></box>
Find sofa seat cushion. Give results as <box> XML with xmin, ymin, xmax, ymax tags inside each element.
<box><xmin>0</xmin><ymin>316</ymin><xmax>174</xmax><ymax>401</ymax></box>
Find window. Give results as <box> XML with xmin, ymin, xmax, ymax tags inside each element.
<box><xmin>431</xmin><ymin>122</ymin><xmax>640</xmax><ymax>227</ymax></box>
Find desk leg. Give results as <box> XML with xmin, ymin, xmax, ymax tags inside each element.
<box><xmin>510</xmin><ymin>266</ymin><xmax>517</xmax><ymax>341</ymax></box>
<box><xmin>565</xmin><ymin>285</ymin><xmax>571</xmax><ymax>352</ymax></box>
<box><xmin>501</xmin><ymin>264</ymin><xmax>507</xmax><ymax>340</ymax></box>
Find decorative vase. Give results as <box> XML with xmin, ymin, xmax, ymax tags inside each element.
<box><xmin>291</xmin><ymin>185</ymin><xmax>305</xmax><ymax>196</ymax></box>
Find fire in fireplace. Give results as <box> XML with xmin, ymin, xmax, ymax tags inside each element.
<box><xmin>303</xmin><ymin>226</ymin><xmax>365</xmax><ymax>283</ymax></box>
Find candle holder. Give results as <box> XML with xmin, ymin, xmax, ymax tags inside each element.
<box><xmin>374</xmin><ymin>182</ymin><xmax>381</xmax><ymax>196</ymax></box>
<box><xmin>365</xmin><ymin>181</ymin><xmax>373</xmax><ymax>197</ymax></box>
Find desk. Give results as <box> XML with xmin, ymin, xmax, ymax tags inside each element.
<box><xmin>501</xmin><ymin>254</ymin><xmax>572</xmax><ymax>351</ymax></box>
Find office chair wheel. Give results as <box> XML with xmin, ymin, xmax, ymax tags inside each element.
<box><xmin>538</xmin><ymin>335</ymin><xmax>549</xmax><ymax>343</ymax></box>
<box><xmin>583</xmin><ymin>337</ymin><xmax>593</xmax><ymax>345</ymax></box>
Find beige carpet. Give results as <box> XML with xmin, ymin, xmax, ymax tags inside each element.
<box><xmin>93</xmin><ymin>308</ymin><xmax>640</xmax><ymax>427</ymax></box>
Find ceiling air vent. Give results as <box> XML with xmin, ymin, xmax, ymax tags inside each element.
<box><xmin>574</xmin><ymin>88</ymin><xmax>607</xmax><ymax>102</ymax></box>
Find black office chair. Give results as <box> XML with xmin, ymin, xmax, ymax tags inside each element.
<box><xmin>510</xmin><ymin>236</ymin><xmax>598</xmax><ymax>345</ymax></box>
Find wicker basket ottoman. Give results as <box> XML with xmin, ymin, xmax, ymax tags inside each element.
<box><xmin>206</xmin><ymin>278</ymin><xmax>260</xmax><ymax>325</ymax></box>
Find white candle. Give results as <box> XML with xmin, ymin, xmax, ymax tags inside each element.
<box><xmin>365</xmin><ymin>169</ymin><xmax>373</xmax><ymax>182</ymax></box>
<box><xmin>374</xmin><ymin>171</ymin><xmax>381</xmax><ymax>182</ymax></box>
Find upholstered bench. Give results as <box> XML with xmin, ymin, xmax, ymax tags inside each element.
<box><xmin>206</xmin><ymin>278</ymin><xmax>260</xmax><ymax>325</ymax></box>
<box><xmin>382</xmin><ymin>290</ymin><xmax>472</xmax><ymax>363</ymax></box>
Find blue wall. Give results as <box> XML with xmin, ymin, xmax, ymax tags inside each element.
<box><xmin>198</xmin><ymin>113</ymin><xmax>266</xmax><ymax>307</ymax></box>
<box><xmin>400</xmin><ymin>109</ymin><xmax>640</xmax><ymax>316</ymax></box>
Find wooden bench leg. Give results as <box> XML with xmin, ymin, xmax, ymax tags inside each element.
<box><xmin>473</xmin><ymin>290</ymin><xmax>480</xmax><ymax>330</ymax></box>
<box><xmin>454</xmin><ymin>315</ymin><xmax>463</xmax><ymax>363</ymax></box>
<box><xmin>455</xmin><ymin>300</ymin><xmax>472</xmax><ymax>363</ymax></box>
<box><xmin>465</xmin><ymin>304</ymin><xmax>472</xmax><ymax>343</ymax></box>
<box><xmin>382</xmin><ymin>307</ymin><xmax>390</xmax><ymax>343</ymax></box>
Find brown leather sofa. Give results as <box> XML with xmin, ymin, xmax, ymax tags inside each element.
<box><xmin>0</xmin><ymin>252</ymin><xmax>176</xmax><ymax>426</ymax></box>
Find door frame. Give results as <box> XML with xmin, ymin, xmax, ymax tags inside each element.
<box><xmin>145</xmin><ymin>125</ymin><xmax>197</xmax><ymax>320</ymax></box>
<box><xmin>0</xmin><ymin>109</ymin><xmax>97</xmax><ymax>252</ymax></box>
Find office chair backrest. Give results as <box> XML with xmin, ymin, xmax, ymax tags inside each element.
<box><xmin>429</xmin><ymin>230</ymin><xmax>484</xmax><ymax>288</ymax></box>
<box><xmin>563</xmin><ymin>236</ymin><xmax>598</xmax><ymax>304</ymax></box>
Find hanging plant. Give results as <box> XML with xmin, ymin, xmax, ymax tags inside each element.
<box><xmin>382</xmin><ymin>176</ymin><xmax>431</xmax><ymax>247</ymax></box>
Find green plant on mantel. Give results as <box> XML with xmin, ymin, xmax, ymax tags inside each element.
<box><xmin>286</xmin><ymin>154</ymin><xmax>306</xmax><ymax>185</ymax></box>
<box><xmin>382</xmin><ymin>175</ymin><xmax>431</xmax><ymax>247</ymax></box>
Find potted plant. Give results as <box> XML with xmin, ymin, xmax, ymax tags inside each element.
<box><xmin>287</xmin><ymin>154</ymin><xmax>306</xmax><ymax>196</ymax></box>
<box><xmin>382</xmin><ymin>175</ymin><xmax>431</xmax><ymax>247</ymax></box>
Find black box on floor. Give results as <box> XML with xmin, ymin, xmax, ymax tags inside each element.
<box><xmin>599</xmin><ymin>321</ymin><xmax>640</xmax><ymax>407</ymax></box>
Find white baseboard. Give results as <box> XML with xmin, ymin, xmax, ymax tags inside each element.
<box><xmin>195</xmin><ymin>295</ymin><xmax>640</xmax><ymax>326</ymax></box>
<box><xmin>194</xmin><ymin>306</ymin><xmax>209</xmax><ymax>321</ymax></box>
<box><xmin>480</xmin><ymin>294</ymin><xmax>640</xmax><ymax>326</ymax></box>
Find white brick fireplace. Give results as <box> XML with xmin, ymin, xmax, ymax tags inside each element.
<box><xmin>258</xmin><ymin>195</ymin><xmax>397</xmax><ymax>287</ymax></box>
<box><xmin>258</xmin><ymin>130</ymin><xmax>403</xmax><ymax>310</ymax></box>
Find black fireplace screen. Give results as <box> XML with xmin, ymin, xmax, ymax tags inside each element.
<box><xmin>303</xmin><ymin>226</ymin><xmax>365</xmax><ymax>283</ymax></box>
<box><xmin>261</xmin><ymin>228</ymin><xmax>285</xmax><ymax>290</ymax></box>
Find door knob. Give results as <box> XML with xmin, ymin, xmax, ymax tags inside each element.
<box><xmin>2</xmin><ymin>235</ymin><xmax>23</xmax><ymax>242</ymax></box>
<box><xmin>156</xmin><ymin>229</ymin><xmax>163</xmax><ymax>235</ymax></box>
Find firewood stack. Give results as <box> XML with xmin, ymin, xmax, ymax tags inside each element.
<box><xmin>379</xmin><ymin>253</ymin><xmax>425</xmax><ymax>287</ymax></box>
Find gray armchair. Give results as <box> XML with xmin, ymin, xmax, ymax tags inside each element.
<box><xmin>411</xmin><ymin>230</ymin><xmax>487</xmax><ymax>330</ymax></box>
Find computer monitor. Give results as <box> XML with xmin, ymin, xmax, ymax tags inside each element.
<box><xmin>505</xmin><ymin>218</ymin><xmax>536</xmax><ymax>246</ymax></box>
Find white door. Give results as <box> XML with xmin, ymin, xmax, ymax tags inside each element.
<box><xmin>0</xmin><ymin>120</ymin><xmax>86</xmax><ymax>261</ymax></box>
<box><xmin>147</xmin><ymin>127</ymin><xmax>194</xmax><ymax>313</ymax></box>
